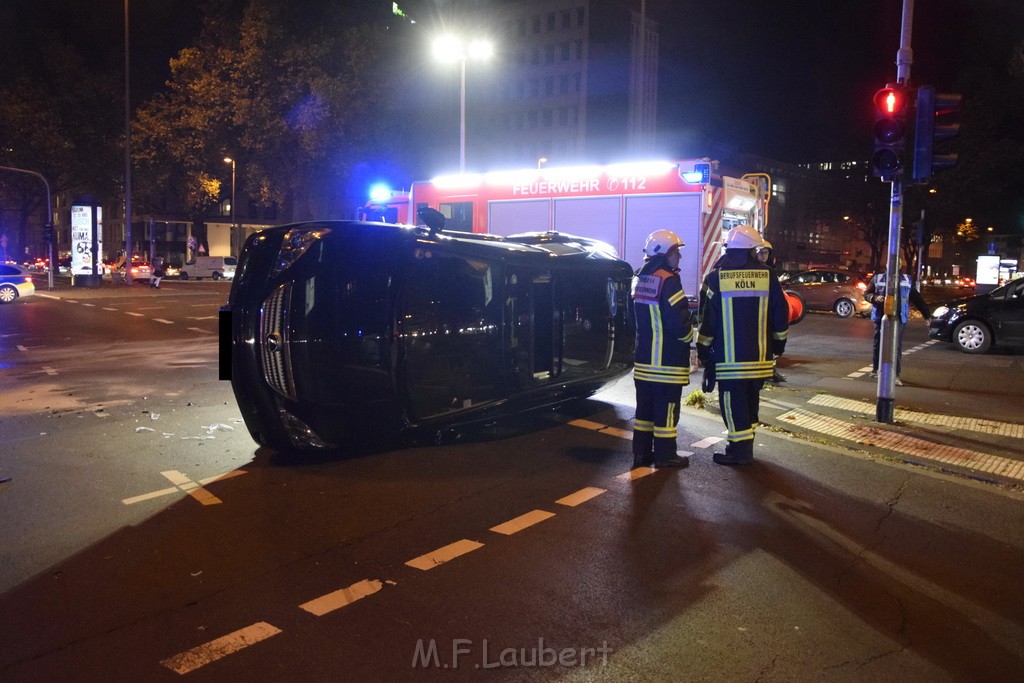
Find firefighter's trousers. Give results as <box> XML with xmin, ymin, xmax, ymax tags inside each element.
<box><xmin>633</xmin><ymin>379</ymin><xmax>684</xmax><ymax>461</ymax></box>
<box><xmin>717</xmin><ymin>379</ymin><xmax>764</xmax><ymax>460</ymax></box>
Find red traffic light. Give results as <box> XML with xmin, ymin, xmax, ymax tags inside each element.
<box><xmin>874</xmin><ymin>87</ymin><xmax>906</xmax><ymax>115</ymax></box>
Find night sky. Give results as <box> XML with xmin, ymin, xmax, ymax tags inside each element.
<box><xmin>2</xmin><ymin>0</ymin><xmax>1022</xmax><ymax>163</ymax></box>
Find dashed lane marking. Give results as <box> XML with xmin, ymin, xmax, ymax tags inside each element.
<box><xmin>188</xmin><ymin>315</ymin><xmax>218</xmax><ymax>320</ymax></box>
<box><xmin>102</xmin><ymin>307</ymin><xmax>118</xmax><ymax>311</ymax></box>
<box><xmin>37</xmin><ymin>294</ymin><xmax>59</xmax><ymax>300</ymax></box>
<box><xmin>160</xmin><ymin>621</ymin><xmax>282</xmax><ymax>675</ymax></box>
<box><xmin>567</xmin><ymin>418</ymin><xmax>605</xmax><ymax>431</ymax></box>
<box><xmin>556</xmin><ymin>487</ymin><xmax>607</xmax><ymax>507</ymax></box>
<box><xmin>690</xmin><ymin>437</ymin><xmax>724</xmax><ymax>449</ymax></box>
<box><xmin>807</xmin><ymin>394</ymin><xmax>1024</xmax><ymax>439</ymax></box>
<box><xmin>152</xmin><ymin>318</ymin><xmax>174</xmax><ymax>325</ymax></box>
<box><xmin>405</xmin><ymin>539</ymin><xmax>484</xmax><ymax>571</ymax></box>
<box><xmin>490</xmin><ymin>509</ymin><xmax>556</xmax><ymax>535</ymax></box>
<box><xmin>81</xmin><ymin>303</ymin><xmax>95</xmax><ymax>307</ymax></box>
<box><xmin>299</xmin><ymin>579</ymin><xmax>385</xmax><ymax>617</ymax></box>
<box><xmin>41</xmin><ymin>366</ymin><xmax>58</xmax><ymax>376</ymax></box>
<box><xmin>187</xmin><ymin>327</ymin><xmax>214</xmax><ymax>334</ymax></box>
<box><xmin>616</xmin><ymin>466</ymin><xmax>656</xmax><ymax>482</ymax></box>
<box><xmin>125</xmin><ymin>312</ymin><xmax>145</xmax><ymax>317</ymax></box>
<box><xmin>17</xmin><ymin>345</ymin><xmax>27</xmax><ymax>351</ymax></box>
<box><xmin>776</xmin><ymin>408</ymin><xmax>1024</xmax><ymax>482</ymax></box>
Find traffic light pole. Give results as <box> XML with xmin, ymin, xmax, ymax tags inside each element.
<box><xmin>876</xmin><ymin>0</ymin><xmax>915</xmax><ymax>423</ymax></box>
<box><xmin>0</xmin><ymin>165</ymin><xmax>54</xmax><ymax>291</ymax></box>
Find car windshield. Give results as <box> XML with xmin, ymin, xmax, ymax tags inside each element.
<box><xmin>989</xmin><ymin>278</ymin><xmax>1024</xmax><ymax>300</ymax></box>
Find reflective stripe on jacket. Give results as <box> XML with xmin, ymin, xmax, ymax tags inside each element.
<box><xmin>632</xmin><ymin>262</ymin><xmax>693</xmax><ymax>384</ymax></box>
<box><xmin>697</xmin><ymin>253</ymin><xmax>789</xmax><ymax>381</ymax></box>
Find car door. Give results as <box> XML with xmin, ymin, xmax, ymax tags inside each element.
<box><xmin>795</xmin><ymin>271</ymin><xmax>824</xmax><ymax>309</ymax></box>
<box><xmin>991</xmin><ymin>279</ymin><xmax>1024</xmax><ymax>346</ymax></box>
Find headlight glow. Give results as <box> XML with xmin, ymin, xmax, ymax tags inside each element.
<box><xmin>931</xmin><ymin>305</ymin><xmax>949</xmax><ymax>319</ymax></box>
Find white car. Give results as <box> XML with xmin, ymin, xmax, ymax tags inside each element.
<box><xmin>0</xmin><ymin>263</ymin><xmax>36</xmax><ymax>303</ymax></box>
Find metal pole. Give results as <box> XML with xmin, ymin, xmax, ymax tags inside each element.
<box><xmin>459</xmin><ymin>58</ymin><xmax>466</xmax><ymax>173</ymax></box>
<box><xmin>124</xmin><ymin>0</ymin><xmax>133</xmax><ymax>284</ymax></box>
<box><xmin>0</xmin><ymin>166</ymin><xmax>53</xmax><ymax>290</ymax></box>
<box><xmin>231</xmin><ymin>160</ymin><xmax>236</xmax><ymax>256</ymax></box>
<box><xmin>876</xmin><ymin>0</ymin><xmax>914</xmax><ymax>423</ymax></box>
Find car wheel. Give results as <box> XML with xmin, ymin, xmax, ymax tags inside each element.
<box><xmin>213</xmin><ymin>272</ymin><xmax>222</xmax><ymax>281</ymax></box>
<box><xmin>834</xmin><ymin>298</ymin><xmax>855</xmax><ymax>318</ymax></box>
<box><xmin>0</xmin><ymin>285</ymin><xmax>18</xmax><ymax>303</ymax></box>
<box><xmin>952</xmin><ymin>319</ymin><xmax>992</xmax><ymax>354</ymax></box>
<box><xmin>180</xmin><ymin>272</ymin><xmax>189</xmax><ymax>280</ymax></box>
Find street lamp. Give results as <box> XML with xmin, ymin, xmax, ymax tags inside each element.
<box><xmin>537</xmin><ymin>157</ymin><xmax>548</xmax><ymax>169</ymax></box>
<box><xmin>433</xmin><ymin>35</ymin><xmax>492</xmax><ymax>173</ymax></box>
<box><xmin>224</xmin><ymin>157</ymin><xmax>236</xmax><ymax>255</ymax></box>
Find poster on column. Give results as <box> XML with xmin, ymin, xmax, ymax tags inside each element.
<box><xmin>71</xmin><ymin>205</ymin><xmax>103</xmax><ymax>275</ymax></box>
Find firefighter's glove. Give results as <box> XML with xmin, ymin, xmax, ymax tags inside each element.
<box><xmin>696</xmin><ymin>344</ymin><xmax>712</xmax><ymax>367</ymax></box>
<box><xmin>772</xmin><ymin>340</ymin><xmax>787</xmax><ymax>357</ymax></box>
<box><xmin>702</xmin><ymin>368</ymin><xmax>716</xmax><ymax>394</ymax></box>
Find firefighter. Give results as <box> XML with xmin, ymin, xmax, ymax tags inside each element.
<box><xmin>696</xmin><ymin>225</ymin><xmax>789</xmax><ymax>466</ymax></box>
<box><xmin>631</xmin><ymin>229</ymin><xmax>693</xmax><ymax>468</ymax></box>
<box><xmin>756</xmin><ymin>239</ymin><xmax>786</xmax><ymax>383</ymax></box>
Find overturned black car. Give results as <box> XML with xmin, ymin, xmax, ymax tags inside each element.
<box><xmin>223</xmin><ymin>215</ymin><xmax>636</xmax><ymax>452</ymax></box>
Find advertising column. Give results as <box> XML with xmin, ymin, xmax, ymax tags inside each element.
<box><xmin>71</xmin><ymin>199</ymin><xmax>103</xmax><ymax>287</ymax></box>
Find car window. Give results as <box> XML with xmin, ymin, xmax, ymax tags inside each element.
<box><xmin>835</xmin><ymin>273</ymin><xmax>850</xmax><ymax>283</ymax></box>
<box><xmin>795</xmin><ymin>272</ymin><xmax>820</xmax><ymax>284</ymax></box>
<box><xmin>0</xmin><ymin>265</ymin><xmax>19</xmax><ymax>276</ymax></box>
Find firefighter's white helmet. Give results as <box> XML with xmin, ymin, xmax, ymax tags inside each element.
<box><xmin>643</xmin><ymin>230</ymin><xmax>685</xmax><ymax>257</ymax></box>
<box><xmin>726</xmin><ymin>224</ymin><xmax>765</xmax><ymax>250</ymax></box>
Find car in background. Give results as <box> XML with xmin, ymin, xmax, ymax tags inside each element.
<box><xmin>928</xmin><ymin>277</ymin><xmax>1024</xmax><ymax>353</ymax></box>
<box><xmin>0</xmin><ymin>263</ymin><xmax>36</xmax><ymax>303</ymax></box>
<box><xmin>115</xmin><ymin>261</ymin><xmax>153</xmax><ymax>282</ymax></box>
<box><xmin>782</xmin><ymin>269</ymin><xmax>870</xmax><ymax>318</ymax></box>
<box><xmin>164</xmin><ymin>263</ymin><xmax>182</xmax><ymax>279</ymax></box>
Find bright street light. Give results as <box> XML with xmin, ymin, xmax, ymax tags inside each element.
<box><xmin>433</xmin><ymin>35</ymin><xmax>492</xmax><ymax>173</ymax></box>
<box><xmin>537</xmin><ymin>157</ymin><xmax>548</xmax><ymax>169</ymax></box>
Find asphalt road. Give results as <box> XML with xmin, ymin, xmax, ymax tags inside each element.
<box><xmin>1</xmin><ymin>281</ymin><xmax>1022</xmax><ymax>681</ymax></box>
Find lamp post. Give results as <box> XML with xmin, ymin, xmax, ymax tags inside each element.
<box><xmin>124</xmin><ymin>0</ymin><xmax>133</xmax><ymax>283</ymax></box>
<box><xmin>224</xmin><ymin>157</ymin><xmax>236</xmax><ymax>255</ymax></box>
<box><xmin>537</xmin><ymin>157</ymin><xmax>548</xmax><ymax>169</ymax></box>
<box><xmin>433</xmin><ymin>35</ymin><xmax>492</xmax><ymax>173</ymax></box>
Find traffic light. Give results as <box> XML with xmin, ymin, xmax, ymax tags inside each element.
<box><xmin>43</xmin><ymin>225</ymin><xmax>54</xmax><ymax>242</ymax></box>
<box><xmin>871</xmin><ymin>84</ymin><xmax>910</xmax><ymax>180</ymax></box>
<box><xmin>911</xmin><ymin>85</ymin><xmax>961</xmax><ymax>183</ymax></box>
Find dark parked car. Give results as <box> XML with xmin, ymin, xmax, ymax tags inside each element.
<box><xmin>782</xmin><ymin>269</ymin><xmax>871</xmax><ymax>318</ymax></box>
<box><xmin>928</xmin><ymin>277</ymin><xmax>1024</xmax><ymax>353</ymax></box>
<box><xmin>223</xmin><ymin>218</ymin><xmax>636</xmax><ymax>453</ymax></box>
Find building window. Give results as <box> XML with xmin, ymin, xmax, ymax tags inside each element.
<box><xmin>559</xmin><ymin>74</ymin><xmax>570</xmax><ymax>94</ymax></box>
<box><xmin>574</xmin><ymin>40</ymin><xmax>583</xmax><ymax>59</ymax></box>
<box><xmin>531</xmin><ymin>47</ymin><xmax>540</xmax><ymax>65</ymax></box>
<box><xmin>558</xmin><ymin>107</ymin><xmax>568</xmax><ymax>126</ymax></box>
<box><xmin>545</xmin><ymin>44</ymin><xmax>555</xmax><ymax>64</ymax></box>
<box><xmin>560</xmin><ymin>42</ymin><xmax>570</xmax><ymax>61</ymax></box>
<box><xmin>574</xmin><ymin>72</ymin><xmax>581</xmax><ymax>92</ymax></box>
<box><xmin>532</xmin><ymin>16</ymin><xmax>541</xmax><ymax>33</ymax></box>
<box><xmin>547</xmin><ymin>12</ymin><xmax>555</xmax><ymax>31</ymax></box>
<box><xmin>528</xmin><ymin>110</ymin><xmax>538</xmax><ymax>129</ymax></box>
<box><xmin>577</xmin><ymin>7</ymin><xmax>585</xmax><ymax>26</ymax></box>
<box><xmin>544</xmin><ymin>76</ymin><xmax>554</xmax><ymax>96</ymax></box>
<box><xmin>529</xmin><ymin>78</ymin><xmax>539</xmax><ymax>97</ymax></box>
<box><xmin>561</xmin><ymin>10</ymin><xmax>570</xmax><ymax>30</ymax></box>
<box><xmin>517</xmin><ymin>18</ymin><xmax>526</xmax><ymax>36</ymax></box>
<box><xmin>542</xmin><ymin>109</ymin><xmax>553</xmax><ymax>128</ymax></box>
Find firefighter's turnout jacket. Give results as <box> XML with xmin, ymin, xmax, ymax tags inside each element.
<box><xmin>697</xmin><ymin>251</ymin><xmax>789</xmax><ymax>380</ymax></box>
<box><xmin>632</xmin><ymin>256</ymin><xmax>693</xmax><ymax>384</ymax></box>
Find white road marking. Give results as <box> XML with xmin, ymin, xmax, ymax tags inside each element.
<box><xmin>81</xmin><ymin>303</ymin><xmax>95</xmax><ymax>307</ymax></box>
<box><xmin>405</xmin><ymin>539</ymin><xmax>484</xmax><ymax>570</ymax></box>
<box><xmin>599</xmin><ymin>426</ymin><xmax>632</xmax><ymax>439</ymax></box>
<box><xmin>17</xmin><ymin>345</ymin><xmax>27</xmax><ymax>351</ymax></box>
<box><xmin>188</xmin><ymin>315</ymin><xmax>218</xmax><ymax>320</ymax></box>
<box><xmin>556</xmin><ymin>487</ymin><xmax>606</xmax><ymax>507</ymax></box>
<box><xmin>160</xmin><ymin>621</ymin><xmax>282</xmax><ymax>674</ymax></box>
<box><xmin>567</xmin><ymin>418</ymin><xmax>605</xmax><ymax>431</ymax></box>
<box><xmin>187</xmin><ymin>327</ymin><xmax>213</xmax><ymax>334</ymax></box>
<box><xmin>616</xmin><ymin>466</ymin><xmax>655</xmax><ymax>481</ymax></box>
<box><xmin>102</xmin><ymin>307</ymin><xmax>118</xmax><ymax>311</ymax></box>
<box><xmin>136</xmin><ymin>306</ymin><xmax>166</xmax><ymax>310</ymax></box>
<box><xmin>152</xmin><ymin>318</ymin><xmax>174</xmax><ymax>325</ymax></box>
<box><xmin>37</xmin><ymin>294</ymin><xmax>60</xmax><ymax>300</ymax></box>
<box><xmin>125</xmin><ymin>312</ymin><xmax>145</xmax><ymax>317</ymax></box>
<box><xmin>122</xmin><ymin>469</ymin><xmax>247</xmax><ymax>506</ymax></box>
<box><xmin>41</xmin><ymin>366</ymin><xmax>58</xmax><ymax>376</ymax></box>
<box><xmin>689</xmin><ymin>437</ymin><xmax>723</xmax><ymax>449</ymax></box>
<box><xmin>490</xmin><ymin>509</ymin><xmax>555</xmax><ymax>535</ymax></box>
<box><xmin>300</xmin><ymin>579</ymin><xmax>384</xmax><ymax>616</ymax></box>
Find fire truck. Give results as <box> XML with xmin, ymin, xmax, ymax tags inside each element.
<box><xmin>357</xmin><ymin>159</ymin><xmax>770</xmax><ymax>299</ymax></box>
